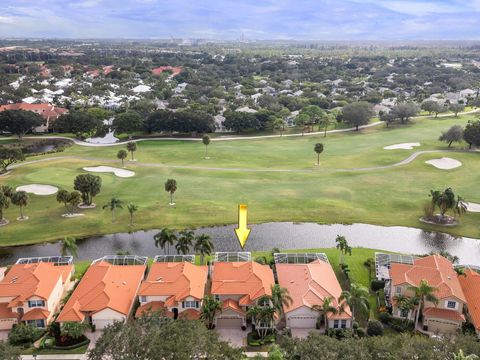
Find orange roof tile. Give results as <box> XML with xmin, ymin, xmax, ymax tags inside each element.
<box><xmin>0</xmin><ymin>303</ymin><xmax>18</xmax><ymax>319</ymax></box>
<box><xmin>211</xmin><ymin>262</ymin><xmax>274</xmax><ymax>304</ymax></box>
<box><xmin>459</xmin><ymin>269</ymin><xmax>480</xmax><ymax>330</ymax></box>
<box><xmin>390</xmin><ymin>255</ymin><xmax>466</xmax><ymax>302</ymax></box>
<box><xmin>135</xmin><ymin>301</ymin><xmax>173</xmax><ymax>318</ymax></box>
<box><xmin>151</xmin><ymin>66</ymin><xmax>182</xmax><ymax>76</ymax></box>
<box><xmin>22</xmin><ymin>308</ymin><xmax>50</xmax><ymax>321</ymax></box>
<box><xmin>57</xmin><ymin>261</ymin><xmax>145</xmax><ymax>322</ymax></box>
<box><xmin>276</xmin><ymin>260</ymin><xmax>352</xmax><ymax>318</ymax></box>
<box><xmin>178</xmin><ymin>309</ymin><xmax>201</xmax><ymax>320</ymax></box>
<box><xmin>138</xmin><ymin>262</ymin><xmax>207</xmax><ymax>302</ymax></box>
<box><xmin>0</xmin><ymin>262</ymin><xmax>73</xmax><ymax>306</ymax></box>
<box><xmin>423</xmin><ymin>307</ymin><xmax>465</xmax><ymax>322</ymax></box>
<box><xmin>0</xmin><ymin>103</ymin><xmax>67</xmax><ymax>120</ymax></box>
<box><xmin>222</xmin><ymin>299</ymin><xmax>245</xmax><ymax>315</ymax></box>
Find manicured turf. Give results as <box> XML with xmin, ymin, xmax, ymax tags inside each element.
<box><xmin>0</xmin><ymin>114</ymin><xmax>479</xmax><ymax>246</ymax></box>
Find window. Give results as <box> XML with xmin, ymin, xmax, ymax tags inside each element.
<box><xmin>139</xmin><ymin>296</ymin><xmax>147</xmax><ymax>303</ymax></box>
<box><xmin>333</xmin><ymin>320</ymin><xmax>340</xmax><ymax>329</ymax></box>
<box><xmin>183</xmin><ymin>301</ymin><xmax>199</xmax><ymax>308</ymax></box>
<box><xmin>341</xmin><ymin>320</ymin><xmax>347</xmax><ymax>329</ymax></box>
<box><xmin>447</xmin><ymin>301</ymin><xmax>456</xmax><ymax>309</ymax></box>
<box><xmin>214</xmin><ymin>295</ymin><xmax>220</xmax><ymax>301</ymax></box>
<box><xmin>396</xmin><ymin>287</ymin><xmax>402</xmax><ymax>294</ymax></box>
<box><xmin>26</xmin><ymin>319</ymin><xmax>45</xmax><ymax>328</ymax></box>
<box><xmin>28</xmin><ymin>300</ymin><xmax>45</xmax><ymax>308</ymax></box>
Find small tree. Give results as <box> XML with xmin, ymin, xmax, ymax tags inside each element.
<box><xmin>117</xmin><ymin>149</ymin><xmax>128</xmax><ymax>167</ymax></box>
<box><xmin>439</xmin><ymin>125</ymin><xmax>464</xmax><ymax>148</ymax></box>
<box><xmin>127</xmin><ymin>202</ymin><xmax>138</xmax><ymax>226</ymax></box>
<box><xmin>61</xmin><ymin>322</ymin><xmax>87</xmax><ymax>340</ymax></box>
<box><xmin>314</xmin><ymin>143</ymin><xmax>324</xmax><ymax>166</ymax></box>
<box><xmin>0</xmin><ymin>148</ymin><xmax>25</xmax><ymax>174</ymax></box>
<box><xmin>335</xmin><ymin>235</ymin><xmax>352</xmax><ymax>265</ymax></box>
<box><xmin>202</xmin><ymin>135</ymin><xmax>211</xmax><ymax>159</ymax></box>
<box><xmin>463</xmin><ymin>120</ymin><xmax>480</xmax><ymax>149</ymax></box>
<box><xmin>0</xmin><ymin>191</ymin><xmax>10</xmax><ymax>224</ymax></box>
<box><xmin>200</xmin><ymin>295</ymin><xmax>222</xmax><ymax>329</ymax></box>
<box><xmin>342</xmin><ymin>101</ymin><xmax>374</xmax><ymax>131</ymax></box>
<box><xmin>449</xmin><ymin>103</ymin><xmax>465</xmax><ymax>117</ymax></box>
<box><xmin>366</xmin><ymin>320</ymin><xmax>384</xmax><ymax>336</ymax></box>
<box><xmin>272</xmin><ymin>117</ymin><xmax>285</xmax><ymax>136</ymax></box>
<box><xmin>103</xmin><ymin>197</ymin><xmax>123</xmax><ymax>222</ymax></box>
<box><xmin>11</xmin><ymin>191</ymin><xmax>29</xmax><ymax>220</ymax></box>
<box><xmin>165</xmin><ymin>179</ymin><xmax>177</xmax><ymax>205</ymax></box>
<box><xmin>126</xmin><ymin>141</ymin><xmax>137</xmax><ymax>161</ymax></box>
<box><xmin>56</xmin><ymin>189</ymin><xmax>70</xmax><ymax>214</ymax></box>
<box><xmin>67</xmin><ymin>191</ymin><xmax>82</xmax><ymax>214</ymax></box>
<box><xmin>194</xmin><ymin>233</ymin><xmax>214</xmax><ymax>265</ymax></box>
<box><xmin>74</xmin><ymin>174</ymin><xmax>101</xmax><ymax>206</ymax></box>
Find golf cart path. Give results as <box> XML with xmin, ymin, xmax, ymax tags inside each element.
<box><xmin>8</xmin><ymin>149</ymin><xmax>477</xmax><ymax>174</ymax></box>
<box><xmin>6</xmin><ymin>108</ymin><xmax>479</xmax><ymax>147</ymax></box>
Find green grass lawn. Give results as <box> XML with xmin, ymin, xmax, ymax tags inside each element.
<box><xmin>22</xmin><ymin>344</ymin><xmax>89</xmax><ymax>355</ymax></box>
<box><xmin>0</xmin><ymin>114</ymin><xmax>479</xmax><ymax>246</ymax></box>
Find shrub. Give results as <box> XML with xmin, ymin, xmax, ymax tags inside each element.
<box><xmin>390</xmin><ymin>318</ymin><xmax>414</xmax><ymax>333</ymax></box>
<box><xmin>378</xmin><ymin>312</ymin><xmax>393</xmax><ymax>324</ymax></box>
<box><xmin>352</xmin><ymin>321</ymin><xmax>359</xmax><ymax>330</ymax></box>
<box><xmin>370</xmin><ymin>279</ymin><xmax>386</xmax><ymax>292</ymax></box>
<box><xmin>356</xmin><ymin>328</ymin><xmax>366</xmax><ymax>337</ymax></box>
<box><xmin>8</xmin><ymin>324</ymin><xmax>44</xmax><ymax>346</ymax></box>
<box><xmin>367</xmin><ymin>320</ymin><xmax>384</xmax><ymax>336</ymax></box>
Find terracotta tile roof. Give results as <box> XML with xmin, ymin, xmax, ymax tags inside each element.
<box><xmin>21</xmin><ymin>308</ymin><xmax>50</xmax><ymax>321</ymax></box>
<box><xmin>0</xmin><ymin>262</ymin><xmax>73</xmax><ymax>308</ymax></box>
<box><xmin>0</xmin><ymin>103</ymin><xmax>67</xmax><ymax>120</ymax></box>
<box><xmin>178</xmin><ymin>309</ymin><xmax>201</xmax><ymax>320</ymax></box>
<box><xmin>211</xmin><ymin>262</ymin><xmax>275</xmax><ymax>304</ymax></box>
<box><xmin>459</xmin><ymin>269</ymin><xmax>480</xmax><ymax>330</ymax></box>
<box><xmin>222</xmin><ymin>299</ymin><xmax>245</xmax><ymax>315</ymax></box>
<box><xmin>151</xmin><ymin>66</ymin><xmax>182</xmax><ymax>76</ymax></box>
<box><xmin>423</xmin><ymin>307</ymin><xmax>465</xmax><ymax>322</ymax></box>
<box><xmin>138</xmin><ymin>262</ymin><xmax>207</xmax><ymax>303</ymax></box>
<box><xmin>57</xmin><ymin>261</ymin><xmax>145</xmax><ymax>322</ymax></box>
<box><xmin>135</xmin><ymin>301</ymin><xmax>173</xmax><ymax>318</ymax></box>
<box><xmin>276</xmin><ymin>260</ymin><xmax>352</xmax><ymax>318</ymax></box>
<box><xmin>390</xmin><ymin>255</ymin><xmax>466</xmax><ymax>302</ymax></box>
<box><xmin>0</xmin><ymin>303</ymin><xmax>18</xmax><ymax>319</ymax></box>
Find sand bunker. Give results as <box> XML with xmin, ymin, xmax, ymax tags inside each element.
<box><xmin>465</xmin><ymin>202</ymin><xmax>480</xmax><ymax>213</ymax></box>
<box><xmin>384</xmin><ymin>142</ymin><xmax>420</xmax><ymax>150</ymax></box>
<box><xmin>425</xmin><ymin>157</ymin><xmax>462</xmax><ymax>170</ymax></box>
<box><xmin>83</xmin><ymin>166</ymin><xmax>135</xmax><ymax>178</ymax></box>
<box><xmin>16</xmin><ymin>184</ymin><xmax>58</xmax><ymax>195</ymax></box>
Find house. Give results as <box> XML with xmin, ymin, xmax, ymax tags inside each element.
<box><xmin>57</xmin><ymin>256</ymin><xmax>146</xmax><ymax>329</ymax></box>
<box><xmin>276</xmin><ymin>255</ymin><xmax>352</xmax><ymax>330</ymax></box>
<box><xmin>210</xmin><ymin>254</ymin><xmax>275</xmax><ymax>329</ymax></box>
<box><xmin>389</xmin><ymin>254</ymin><xmax>466</xmax><ymax>334</ymax></box>
<box><xmin>136</xmin><ymin>259</ymin><xmax>208</xmax><ymax>320</ymax></box>
<box><xmin>0</xmin><ymin>257</ymin><xmax>74</xmax><ymax>330</ymax></box>
<box><xmin>0</xmin><ymin>103</ymin><xmax>68</xmax><ymax>132</ymax></box>
<box><xmin>458</xmin><ymin>269</ymin><xmax>480</xmax><ymax>338</ymax></box>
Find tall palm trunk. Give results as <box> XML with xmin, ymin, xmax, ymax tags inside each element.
<box><xmin>170</xmin><ymin>192</ymin><xmax>173</xmax><ymax>204</ymax></box>
<box><xmin>131</xmin><ymin>151</ymin><xmax>134</xmax><ymax>160</ymax></box>
<box><xmin>205</xmin><ymin>145</ymin><xmax>208</xmax><ymax>158</ymax></box>
<box><xmin>111</xmin><ymin>209</ymin><xmax>115</xmax><ymax>222</ymax></box>
<box><xmin>20</xmin><ymin>206</ymin><xmax>24</xmax><ymax>219</ymax></box>
<box><xmin>414</xmin><ymin>298</ymin><xmax>423</xmax><ymax>329</ymax></box>
<box><xmin>317</xmin><ymin>153</ymin><xmax>320</xmax><ymax>165</ymax></box>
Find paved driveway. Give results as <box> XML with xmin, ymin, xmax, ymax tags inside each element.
<box><xmin>85</xmin><ymin>329</ymin><xmax>103</xmax><ymax>350</ymax></box>
<box><xmin>291</xmin><ymin>328</ymin><xmax>320</xmax><ymax>339</ymax></box>
<box><xmin>215</xmin><ymin>325</ymin><xmax>250</xmax><ymax>348</ymax></box>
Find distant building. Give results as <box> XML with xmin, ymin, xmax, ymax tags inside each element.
<box><xmin>0</xmin><ymin>103</ymin><xmax>68</xmax><ymax>133</ymax></box>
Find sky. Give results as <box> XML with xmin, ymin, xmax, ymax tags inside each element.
<box><xmin>0</xmin><ymin>0</ymin><xmax>479</xmax><ymax>40</ymax></box>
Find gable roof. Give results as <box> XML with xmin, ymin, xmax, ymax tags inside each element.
<box><xmin>0</xmin><ymin>103</ymin><xmax>67</xmax><ymax>120</ymax></box>
<box><xmin>57</xmin><ymin>261</ymin><xmax>145</xmax><ymax>322</ymax></box>
<box><xmin>0</xmin><ymin>262</ymin><xmax>73</xmax><ymax>308</ymax></box>
<box><xmin>459</xmin><ymin>269</ymin><xmax>480</xmax><ymax>330</ymax></box>
<box><xmin>137</xmin><ymin>262</ymin><xmax>207</xmax><ymax>302</ymax></box>
<box><xmin>390</xmin><ymin>255</ymin><xmax>466</xmax><ymax>302</ymax></box>
<box><xmin>211</xmin><ymin>262</ymin><xmax>274</xmax><ymax>304</ymax></box>
<box><xmin>276</xmin><ymin>260</ymin><xmax>352</xmax><ymax>318</ymax></box>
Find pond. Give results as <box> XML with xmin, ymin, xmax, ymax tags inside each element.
<box><xmin>0</xmin><ymin>222</ymin><xmax>479</xmax><ymax>266</ymax></box>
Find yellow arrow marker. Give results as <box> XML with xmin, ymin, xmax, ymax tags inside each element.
<box><xmin>235</xmin><ymin>204</ymin><xmax>251</xmax><ymax>248</ymax></box>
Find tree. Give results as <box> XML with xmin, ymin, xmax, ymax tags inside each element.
<box><xmin>295</xmin><ymin>113</ymin><xmax>310</xmax><ymax>136</ymax></box>
<box><xmin>450</xmin><ymin>103</ymin><xmax>465</xmax><ymax>117</ymax></box>
<box><xmin>272</xmin><ymin>117</ymin><xmax>285</xmax><ymax>136</ymax></box>
<box><xmin>300</xmin><ymin>105</ymin><xmax>325</xmax><ymax>131</ymax></box>
<box><xmin>67</xmin><ymin>191</ymin><xmax>82</xmax><ymax>214</ymax></box>
<box><xmin>366</xmin><ymin>320</ymin><xmax>384</xmax><ymax>336</ymax></box>
<box><xmin>421</xmin><ymin>100</ymin><xmax>439</xmax><ymax>115</ymax></box>
<box><xmin>61</xmin><ymin>322</ymin><xmax>87</xmax><ymax>340</ymax></box>
<box><xmin>0</xmin><ymin>110</ymin><xmax>43</xmax><ymax>138</ymax></box>
<box><xmin>165</xmin><ymin>179</ymin><xmax>177</xmax><ymax>205</ymax></box>
<box><xmin>389</xmin><ymin>103</ymin><xmax>420</xmax><ymax>124</ymax></box>
<box><xmin>341</xmin><ymin>101</ymin><xmax>374</xmax><ymax>131</ymax></box>
<box><xmin>339</xmin><ymin>283</ymin><xmax>370</xmax><ymax>326</ymax></box>
<box><xmin>176</xmin><ymin>229</ymin><xmax>194</xmax><ymax>254</ymax></box>
<box><xmin>0</xmin><ymin>341</ymin><xmax>21</xmax><ymax>360</ymax></box>
<box><xmin>194</xmin><ymin>233</ymin><xmax>214</xmax><ymax>265</ymax></box>
<box><xmin>202</xmin><ymin>134</ymin><xmax>211</xmax><ymax>159</ymax></box>
<box><xmin>223</xmin><ymin>111</ymin><xmax>258</xmax><ymax>133</ymax></box>
<box><xmin>126</xmin><ymin>141</ymin><xmax>137</xmax><ymax>161</ymax></box>
<box><xmin>408</xmin><ymin>279</ymin><xmax>439</xmax><ymax>330</ymax></box>
<box><xmin>463</xmin><ymin>120</ymin><xmax>480</xmax><ymax>149</ymax></box>
<box><xmin>314</xmin><ymin>143</ymin><xmax>324</xmax><ymax>166</ymax></box>
<box><xmin>393</xmin><ymin>294</ymin><xmax>417</xmax><ymax>325</ymax></box>
<box><xmin>0</xmin><ymin>147</ymin><xmax>25</xmax><ymax>174</ymax></box>
<box><xmin>127</xmin><ymin>202</ymin><xmax>138</xmax><ymax>226</ymax></box>
<box><xmin>429</xmin><ymin>187</ymin><xmax>464</xmax><ymax>218</ymax></box>
<box><xmin>56</xmin><ymin>189</ymin><xmax>70</xmax><ymax>214</ymax></box>
<box><xmin>320</xmin><ymin>113</ymin><xmax>336</xmax><ymax>137</ymax></box>
<box><xmin>200</xmin><ymin>295</ymin><xmax>222</xmax><ymax>329</ymax></box>
<box><xmin>112</xmin><ymin>111</ymin><xmax>143</xmax><ymax>137</ymax></box>
<box><xmin>117</xmin><ymin>149</ymin><xmax>128</xmax><ymax>167</ymax></box>
<box><xmin>154</xmin><ymin>228</ymin><xmax>177</xmax><ymax>255</ymax></box>
<box><xmin>61</xmin><ymin>236</ymin><xmax>78</xmax><ymax>258</ymax></box>
<box><xmin>103</xmin><ymin>197</ymin><xmax>123</xmax><ymax>223</ymax></box>
<box><xmin>335</xmin><ymin>235</ymin><xmax>351</xmax><ymax>265</ymax></box>
<box><xmin>439</xmin><ymin>125</ymin><xmax>464</xmax><ymax>147</ymax></box>
<box><xmin>0</xmin><ymin>191</ymin><xmax>10</xmax><ymax>224</ymax></box>
<box><xmin>313</xmin><ymin>296</ymin><xmax>337</xmax><ymax>329</ymax></box>
<box><xmin>74</xmin><ymin>174</ymin><xmax>101</xmax><ymax>206</ymax></box>
<box><xmin>54</xmin><ymin>112</ymin><xmax>102</xmax><ymax>137</ymax></box>
<box><xmin>271</xmin><ymin>284</ymin><xmax>293</xmax><ymax>318</ymax></box>
<box><xmin>247</xmin><ymin>300</ymin><xmax>276</xmax><ymax>339</ymax></box>
<box><xmin>10</xmin><ymin>191</ymin><xmax>29</xmax><ymax>220</ymax></box>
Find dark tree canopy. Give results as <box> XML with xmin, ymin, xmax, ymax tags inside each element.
<box><xmin>223</xmin><ymin>111</ymin><xmax>259</xmax><ymax>132</ymax></box>
<box><xmin>0</xmin><ymin>341</ymin><xmax>21</xmax><ymax>360</ymax></box>
<box><xmin>0</xmin><ymin>147</ymin><xmax>25</xmax><ymax>174</ymax></box>
<box><xmin>463</xmin><ymin>120</ymin><xmax>480</xmax><ymax>149</ymax></box>
<box><xmin>0</xmin><ymin>110</ymin><xmax>43</xmax><ymax>138</ymax></box>
<box><xmin>144</xmin><ymin>109</ymin><xmax>214</xmax><ymax>133</ymax></box>
<box><xmin>112</xmin><ymin>111</ymin><xmax>143</xmax><ymax>135</ymax></box>
<box><xmin>73</xmin><ymin>174</ymin><xmax>102</xmax><ymax>206</ymax></box>
<box><xmin>389</xmin><ymin>103</ymin><xmax>420</xmax><ymax>124</ymax></box>
<box><xmin>341</xmin><ymin>101</ymin><xmax>374</xmax><ymax>131</ymax></box>
<box><xmin>439</xmin><ymin>125</ymin><xmax>464</xmax><ymax>147</ymax></box>
<box><xmin>53</xmin><ymin>112</ymin><xmax>102</xmax><ymax>136</ymax></box>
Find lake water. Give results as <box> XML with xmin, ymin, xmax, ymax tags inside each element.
<box><xmin>1</xmin><ymin>222</ymin><xmax>479</xmax><ymax>266</ymax></box>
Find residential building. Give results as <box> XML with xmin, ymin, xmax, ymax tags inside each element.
<box><xmin>276</xmin><ymin>255</ymin><xmax>352</xmax><ymax>330</ymax></box>
<box><xmin>0</xmin><ymin>103</ymin><xmax>68</xmax><ymax>132</ymax></box>
<box><xmin>210</xmin><ymin>254</ymin><xmax>275</xmax><ymax>329</ymax></box>
<box><xmin>136</xmin><ymin>260</ymin><xmax>208</xmax><ymax>320</ymax></box>
<box><xmin>0</xmin><ymin>257</ymin><xmax>74</xmax><ymax>329</ymax></box>
<box><xmin>389</xmin><ymin>254</ymin><xmax>466</xmax><ymax>333</ymax></box>
<box><xmin>57</xmin><ymin>256</ymin><xmax>146</xmax><ymax>329</ymax></box>
<box><xmin>458</xmin><ymin>269</ymin><xmax>480</xmax><ymax>338</ymax></box>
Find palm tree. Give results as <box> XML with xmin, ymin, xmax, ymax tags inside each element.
<box><xmin>117</xmin><ymin>150</ymin><xmax>128</xmax><ymax>167</ymax></box>
<box><xmin>314</xmin><ymin>143</ymin><xmax>324</xmax><ymax>166</ymax></box>
<box><xmin>126</xmin><ymin>141</ymin><xmax>137</xmax><ymax>161</ymax></box>
<box><xmin>335</xmin><ymin>235</ymin><xmax>351</xmax><ymax>265</ymax></box>
<box><xmin>11</xmin><ymin>191</ymin><xmax>29</xmax><ymax>220</ymax></box>
<box><xmin>393</xmin><ymin>294</ymin><xmax>417</xmax><ymax>325</ymax></box>
<box><xmin>154</xmin><ymin>228</ymin><xmax>177</xmax><ymax>255</ymax></box>
<box><xmin>176</xmin><ymin>229</ymin><xmax>194</xmax><ymax>254</ymax></box>
<box><xmin>200</xmin><ymin>295</ymin><xmax>222</xmax><ymax>329</ymax></box>
<box><xmin>126</xmin><ymin>202</ymin><xmax>138</xmax><ymax>226</ymax></box>
<box><xmin>270</xmin><ymin>284</ymin><xmax>293</xmax><ymax>317</ymax></box>
<box><xmin>202</xmin><ymin>135</ymin><xmax>211</xmax><ymax>159</ymax></box>
<box><xmin>0</xmin><ymin>185</ymin><xmax>13</xmax><ymax>198</ymax></box>
<box><xmin>0</xmin><ymin>191</ymin><xmax>10</xmax><ymax>224</ymax></box>
<box><xmin>194</xmin><ymin>233</ymin><xmax>214</xmax><ymax>264</ymax></box>
<box><xmin>103</xmin><ymin>197</ymin><xmax>123</xmax><ymax>223</ymax></box>
<box><xmin>247</xmin><ymin>303</ymin><xmax>275</xmax><ymax>339</ymax></box>
<box><xmin>165</xmin><ymin>179</ymin><xmax>177</xmax><ymax>205</ymax></box>
<box><xmin>408</xmin><ymin>279</ymin><xmax>439</xmax><ymax>330</ymax></box>
<box><xmin>339</xmin><ymin>283</ymin><xmax>370</xmax><ymax>327</ymax></box>
<box><xmin>313</xmin><ymin>296</ymin><xmax>338</xmax><ymax>330</ymax></box>
<box><xmin>61</xmin><ymin>237</ymin><xmax>78</xmax><ymax>258</ymax></box>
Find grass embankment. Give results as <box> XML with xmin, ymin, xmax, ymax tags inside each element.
<box><xmin>0</xmin><ymin>114</ymin><xmax>479</xmax><ymax>245</ymax></box>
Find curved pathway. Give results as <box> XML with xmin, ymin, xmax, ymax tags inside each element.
<box><xmin>7</xmin><ymin>149</ymin><xmax>478</xmax><ymax>174</ymax></box>
<box><xmin>3</xmin><ymin>109</ymin><xmax>479</xmax><ymax>147</ymax></box>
